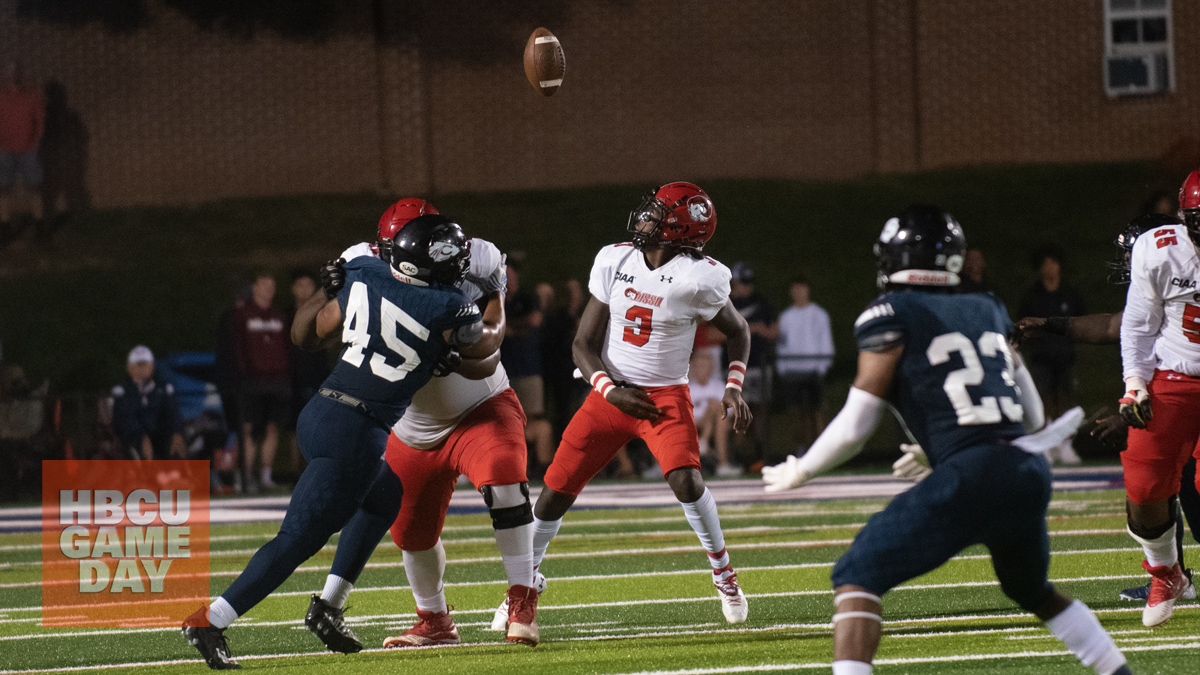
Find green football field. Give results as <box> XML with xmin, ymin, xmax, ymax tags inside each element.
<box><xmin>2</xmin><ymin>486</ymin><xmax>1199</xmax><ymax>674</ymax></box>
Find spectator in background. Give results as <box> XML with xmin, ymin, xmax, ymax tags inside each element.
<box><xmin>499</xmin><ymin>265</ymin><xmax>554</xmax><ymax>476</ymax></box>
<box><xmin>0</xmin><ymin>359</ymin><xmax>49</xmax><ymax>499</ymax></box>
<box><xmin>37</xmin><ymin>80</ymin><xmax>88</xmax><ymax>241</ymax></box>
<box><xmin>537</xmin><ymin>281</ymin><xmax>578</xmax><ymax>439</ymax></box>
<box><xmin>1141</xmin><ymin>190</ymin><xmax>1177</xmax><ymax>217</ymax></box>
<box><xmin>110</xmin><ymin>346</ymin><xmax>184</xmax><ymax>460</ymax></box>
<box><xmin>688</xmin><ymin>349</ymin><xmax>735</xmax><ymax>477</ymax></box>
<box><xmin>775</xmin><ymin>274</ymin><xmax>834</xmax><ymax>452</ymax></box>
<box><xmin>0</xmin><ymin>61</ymin><xmax>45</xmax><ymax>246</ymax></box>
<box><xmin>233</xmin><ymin>273</ymin><xmax>291</xmax><ymax>493</ymax></box>
<box><xmin>728</xmin><ymin>262</ymin><xmax>776</xmax><ymax>471</ymax></box>
<box><xmin>214</xmin><ymin>283</ymin><xmax>249</xmax><ymax>489</ymax></box>
<box><xmin>958</xmin><ymin>248</ymin><xmax>990</xmax><ymax>294</ymax></box>
<box><xmin>285</xmin><ymin>269</ymin><xmax>331</xmax><ymax>478</ymax></box>
<box><xmin>1018</xmin><ymin>247</ymin><xmax>1086</xmax><ymax>462</ymax></box>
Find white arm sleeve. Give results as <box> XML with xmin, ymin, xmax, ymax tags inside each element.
<box><xmin>794</xmin><ymin>387</ymin><xmax>886</xmax><ymax>478</ymax></box>
<box><xmin>340</xmin><ymin>241</ymin><xmax>376</xmax><ymax>261</ymax></box>
<box><xmin>1121</xmin><ymin>241</ymin><xmax>1164</xmax><ymax>382</ymax></box>
<box><xmin>1013</xmin><ymin>360</ymin><xmax>1044</xmax><ymax>433</ymax></box>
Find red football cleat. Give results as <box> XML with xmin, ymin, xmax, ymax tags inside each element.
<box><xmin>383</xmin><ymin>609</ymin><xmax>460</xmax><ymax>648</ymax></box>
<box><xmin>505</xmin><ymin>585</ymin><xmax>540</xmax><ymax>646</ymax></box>
<box><xmin>1143</xmin><ymin>560</ymin><xmax>1189</xmax><ymax>627</ymax></box>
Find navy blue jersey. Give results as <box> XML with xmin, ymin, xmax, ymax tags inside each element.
<box><xmin>320</xmin><ymin>256</ymin><xmax>481</xmax><ymax>426</ymax></box>
<box><xmin>853</xmin><ymin>290</ymin><xmax>1025</xmax><ymax>465</ymax></box>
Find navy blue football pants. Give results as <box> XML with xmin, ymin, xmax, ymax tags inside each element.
<box><xmin>221</xmin><ymin>395</ymin><xmax>402</xmax><ymax>616</ymax></box>
<box><xmin>831</xmin><ymin>443</ymin><xmax>1055</xmax><ymax>611</ymax></box>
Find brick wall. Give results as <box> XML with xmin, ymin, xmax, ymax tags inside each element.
<box><xmin>1</xmin><ymin>0</ymin><xmax>1196</xmax><ymax>207</ymax></box>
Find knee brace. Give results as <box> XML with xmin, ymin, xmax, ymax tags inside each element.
<box><xmin>481</xmin><ymin>482</ymin><xmax>533</xmax><ymax>530</ymax></box>
<box><xmin>1127</xmin><ymin>494</ymin><xmax>1177</xmax><ymax>540</ymax></box>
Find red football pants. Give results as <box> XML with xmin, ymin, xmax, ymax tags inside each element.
<box><xmin>386</xmin><ymin>388</ymin><xmax>528</xmax><ymax>551</ymax></box>
<box><xmin>1122</xmin><ymin>370</ymin><xmax>1200</xmax><ymax>505</ymax></box>
<box><xmin>545</xmin><ymin>385</ymin><xmax>701</xmax><ymax>497</ymax></box>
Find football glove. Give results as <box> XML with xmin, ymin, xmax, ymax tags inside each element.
<box><xmin>433</xmin><ymin>346</ymin><xmax>462</xmax><ymax>377</ymax></box>
<box><xmin>319</xmin><ymin>258</ymin><xmax>346</xmax><ymax>300</ymax></box>
<box><xmin>1118</xmin><ymin>376</ymin><xmax>1152</xmax><ymax>429</ymax></box>
<box><xmin>762</xmin><ymin>455</ymin><xmax>813</xmax><ymax>493</ymax></box>
<box><xmin>892</xmin><ymin>443</ymin><xmax>932</xmax><ymax>482</ymax></box>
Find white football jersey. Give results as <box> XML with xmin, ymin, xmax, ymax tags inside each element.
<box><xmin>341</xmin><ymin>238</ymin><xmax>511</xmax><ymax>448</ymax></box>
<box><xmin>1121</xmin><ymin>224</ymin><xmax>1200</xmax><ymax>381</ymax></box>
<box><xmin>588</xmin><ymin>243</ymin><xmax>731</xmax><ymax>387</ymax></box>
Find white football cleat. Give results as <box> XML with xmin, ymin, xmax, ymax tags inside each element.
<box><xmin>491</xmin><ymin>572</ymin><xmax>546</xmax><ymax>631</ymax></box>
<box><xmin>1143</xmin><ymin>561</ymin><xmax>1189</xmax><ymax>627</ymax></box>
<box><xmin>714</xmin><ymin>568</ymin><xmax>748</xmax><ymax>624</ymax></box>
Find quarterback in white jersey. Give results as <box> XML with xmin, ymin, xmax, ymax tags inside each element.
<box><xmin>304</xmin><ymin>198</ymin><xmax>543</xmax><ymax>650</ymax></box>
<box><xmin>489</xmin><ymin>182</ymin><xmax>755</xmax><ymax>627</ymax></box>
<box><xmin>1117</xmin><ymin>169</ymin><xmax>1200</xmax><ymax>628</ymax></box>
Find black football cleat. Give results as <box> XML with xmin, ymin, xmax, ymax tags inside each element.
<box><xmin>182</xmin><ymin>606</ymin><xmax>241</xmax><ymax>670</ymax></box>
<box><xmin>305</xmin><ymin>595</ymin><xmax>363</xmax><ymax>653</ymax></box>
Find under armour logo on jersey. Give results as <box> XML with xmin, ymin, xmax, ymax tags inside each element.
<box><xmin>660</xmin><ymin>275</ymin><xmax>673</xmax><ymax>283</ymax></box>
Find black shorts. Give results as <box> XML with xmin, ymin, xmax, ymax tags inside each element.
<box><xmin>831</xmin><ymin>444</ymin><xmax>1055</xmax><ymax>611</ymax></box>
<box><xmin>779</xmin><ymin>372</ymin><xmax>823</xmax><ymax>411</ymax></box>
<box><xmin>239</xmin><ymin>382</ymin><xmax>292</xmax><ymax>434</ymax></box>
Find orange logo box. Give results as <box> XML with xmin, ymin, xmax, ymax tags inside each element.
<box><xmin>41</xmin><ymin>461</ymin><xmax>210</xmax><ymax>627</ymax></box>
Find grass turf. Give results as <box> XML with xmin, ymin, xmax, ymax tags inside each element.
<box><xmin>1</xmin><ymin>487</ymin><xmax>1198</xmax><ymax>673</ymax></box>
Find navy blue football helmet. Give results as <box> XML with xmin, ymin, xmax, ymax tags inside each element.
<box><xmin>389</xmin><ymin>214</ymin><xmax>470</xmax><ymax>287</ymax></box>
<box><xmin>873</xmin><ymin>205</ymin><xmax>966</xmax><ymax>291</ymax></box>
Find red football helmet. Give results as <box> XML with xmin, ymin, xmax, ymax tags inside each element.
<box><xmin>627</xmin><ymin>182</ymin><xmax>717</xmax><ymax>252</ymax></box>
<box><xmin>378</xmin><ymin>198</ymin><xmax>439</xmax><ymax>259</ymax></box>
<box><xmin>1180</xmin><ymin>169</ymin><xmax>1200</xmax><ymax>245</ymax></box>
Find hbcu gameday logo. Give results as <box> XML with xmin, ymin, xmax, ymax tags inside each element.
<box><xmin>42</xmin><ymin>461</ymin><xmax>209</xmax><ymax>627</ymax></box>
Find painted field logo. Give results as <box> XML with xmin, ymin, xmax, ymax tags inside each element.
<box><xmin>41</xmin><ymin>460</ymin><xmax>210</xmax><ymax>627</ymax></box>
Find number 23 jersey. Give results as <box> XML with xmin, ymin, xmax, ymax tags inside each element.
<box><xmin>320</xmin><ymin>256</ymin><xmax>482</xmax><ymax>427</ymax></box>
<box><xmin>588</xmin><ymin>243</ymin><xmax>731</xmax><ymax>387</ymax></box>
<box><xmin>853</xmin><ymin>290</ymin><xmax>1026</xmax><ymax>465</ymax></box>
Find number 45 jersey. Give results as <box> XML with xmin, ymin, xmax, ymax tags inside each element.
<box><xmin>321</xmin><ymin>256</ymin><xmax>482</xmax><ymax>427</ymax></box>
<box><xmin>588</xmin><ymin>243</ymin><xmax>732</xmax><ymax>387</ymax></box>
<box><xmin>854</xmin><ymin>290</ymin><xmax>1026</xmax><ymax>466</ymax></box>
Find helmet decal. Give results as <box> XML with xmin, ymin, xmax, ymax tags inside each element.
<box><xmin>428</xmin><ymin>239</ymin><xmax>462</xmax><ymax>263</ymax></box>
<box><xmin>879</xmin><ymin>218</ymin><xmax>900</xmax><ymax>243</ymax></box>
<box><xmin>946</xmin><ymin>254</ymin><xmax>964</xmax><ymax>274</ymax></box>
<box><xmin>687</xmin><ymin>198</ymin><xmax>712</xmax><ymax>222</ymax></box>
<box><xmin>398</xmin><ymin>261</ymin><xmax>420</xmax><ymax>276</ymax></box>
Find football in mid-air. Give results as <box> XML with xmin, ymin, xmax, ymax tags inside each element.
<box><xmin>523</xmin><ymin>27</ymin><xmax>565</xmax><ymax>97</ymax></box>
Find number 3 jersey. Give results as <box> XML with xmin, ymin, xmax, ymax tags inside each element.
<box><xmin>320</xmin><ymin>256</ymin><xmax>482</xmax><ymax>427</ymax></box>
<box><xmin>1121</xmin><ymin>223</ymin><xmax>1200</xmax><ymax>382</ymax></box>
<box><xmin>854</xmin><ymin>290</ymin><xmax>1026</xmax><ymax>465</ymax></box>
<box><xmin>588</xmin><ymin>243</ymin><xmax>731</xmax><ymax>387</ymax></box>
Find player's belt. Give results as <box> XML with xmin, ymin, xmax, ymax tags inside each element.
<box><xmin>317</xmin><ymin>388</ymin><xmax>392</xmax><ymax>431</ymax></box>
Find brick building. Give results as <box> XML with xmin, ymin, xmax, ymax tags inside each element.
<box><xmin>1</xmin><ymin>0</ymin><xmax>1195</xmax><ymax>207</ymax></box>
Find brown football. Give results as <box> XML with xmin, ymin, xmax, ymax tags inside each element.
<box><xmin>523</xmin><ymin>27</ymin><xmax>565</xmax><ymax>97</ymax></box>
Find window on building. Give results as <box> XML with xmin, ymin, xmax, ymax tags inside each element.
<box><xmin>1104</xmin><ymin>0</ymin><xmax>1174</xmax><ymax>97</ymax></box>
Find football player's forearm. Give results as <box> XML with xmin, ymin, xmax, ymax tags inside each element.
<box><xmin>1067</xmin><ymin>313</ymin><xmax>1121</xmax><ymax>344</ymax></box>
<box><xmin>292</xmin><ymin>291</ymin><xmax>331</xmax><ymax>350</ymax></box>
<box><xmin>471</xmin><ymin>292</ymin><xmax>506</xmax><ymax>356</ymax></box>
<box><xmin>572</xmin><ymin>297</ymin><xmax>611</xmax><ymax>380</ymax></box>
<box><xmin>1012</xmin><ymin>358</ymin><xmax>1044</xmax><ymax>433</ymax></box>
<box><xmin>711</xmin><ymin>302</ymin><xmax>751</xmax><ymax>363</ymax></box>
<box><xmin>795</xmin><ymin>387</ymin><xmax>885</xmax><ymax>478</ymax></box>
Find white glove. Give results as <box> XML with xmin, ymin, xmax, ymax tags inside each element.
<box><xmin>891</xmin><ymin>443</ymin><xmax>931</xmax><ymax>482</ymax></box>
<box><xmin>762</xmin><ymin>455</ymin><xmax>813</xmax><ymax>493</ymax></box>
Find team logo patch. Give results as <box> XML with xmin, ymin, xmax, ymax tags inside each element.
<box><xmin>945</xmin><ymin>254</ymin><xmax>964</xmax><ymax>274</ymax></box>
<box><xmin>399</xmin><ymin>261</ymin><xmax>420</xmax><ymax>276</ymax></box>
<box><xmin>687</xmin><ymin>197</ymin><xmax>711</xmax><ymax>222</ymax></box>
<box><xmin>624</xmin><ymin>287</ymin><xmax>664</xmax><ymax>307</ymax></box>
<box><xmin>428</xmin><ymin>239</ymin><xmax>461</xmax><ymax>262</ymax></box>
<box><xmin>879</xmin><ymin>217</ymin><xmax>900</xmax><ymax>243</ymax></box>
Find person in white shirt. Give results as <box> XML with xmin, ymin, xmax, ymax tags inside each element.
<box><xmin>688</xmin><ymin>349</ymin><xmax>734</xmax><ymax>476</ymax></box>
<box><xmin>775</xmin><ymin>275</ymin><xmax>834</xmax><ymax>451</ymax></box>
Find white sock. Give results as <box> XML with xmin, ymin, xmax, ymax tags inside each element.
<box><xmin>260</xmin><ymin>467</ymin><xmax>272</xmax><ymax>484</ymax></box>
<box><xmin>320</xmin><ymin>574</ymin><xmax>353</xmax><ymax>609</ymax></box>
<box><xmin>531</xmin><ymin>516</ymin><xmax>562</xmax><ymax>569</ymax></box>
<box><xmin>493</xmin><ymin>522</ymin><xmax>535</xmax><ymax>588</ymax></box>
<box><xmin>1045</xmin><ymin>600</ymin><xmax>1127</xmax><ymax>675</ymax></box>
<box><xmin>832</xmin><ymin>661</ymin><xmax>873</xmax><ymax>675</ymax></box>
<box><xmin>1129</xmin><ymin>522</ymin><xmax>1177</xmax><ymax>568</ymax></box>
<box><xmin>403</xmin><ymin>541</ymin><xmax>448</xmax><ymax>614</ymax></box>
<box><xmin>208</xmin><ymin>597</ymin><xmax>238</xmax><ymax>629</ymax></box>
<box><xmin>680</xmin><ymin>488</ymin><xmax>728</xmax><ymax>569</ymax></box>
